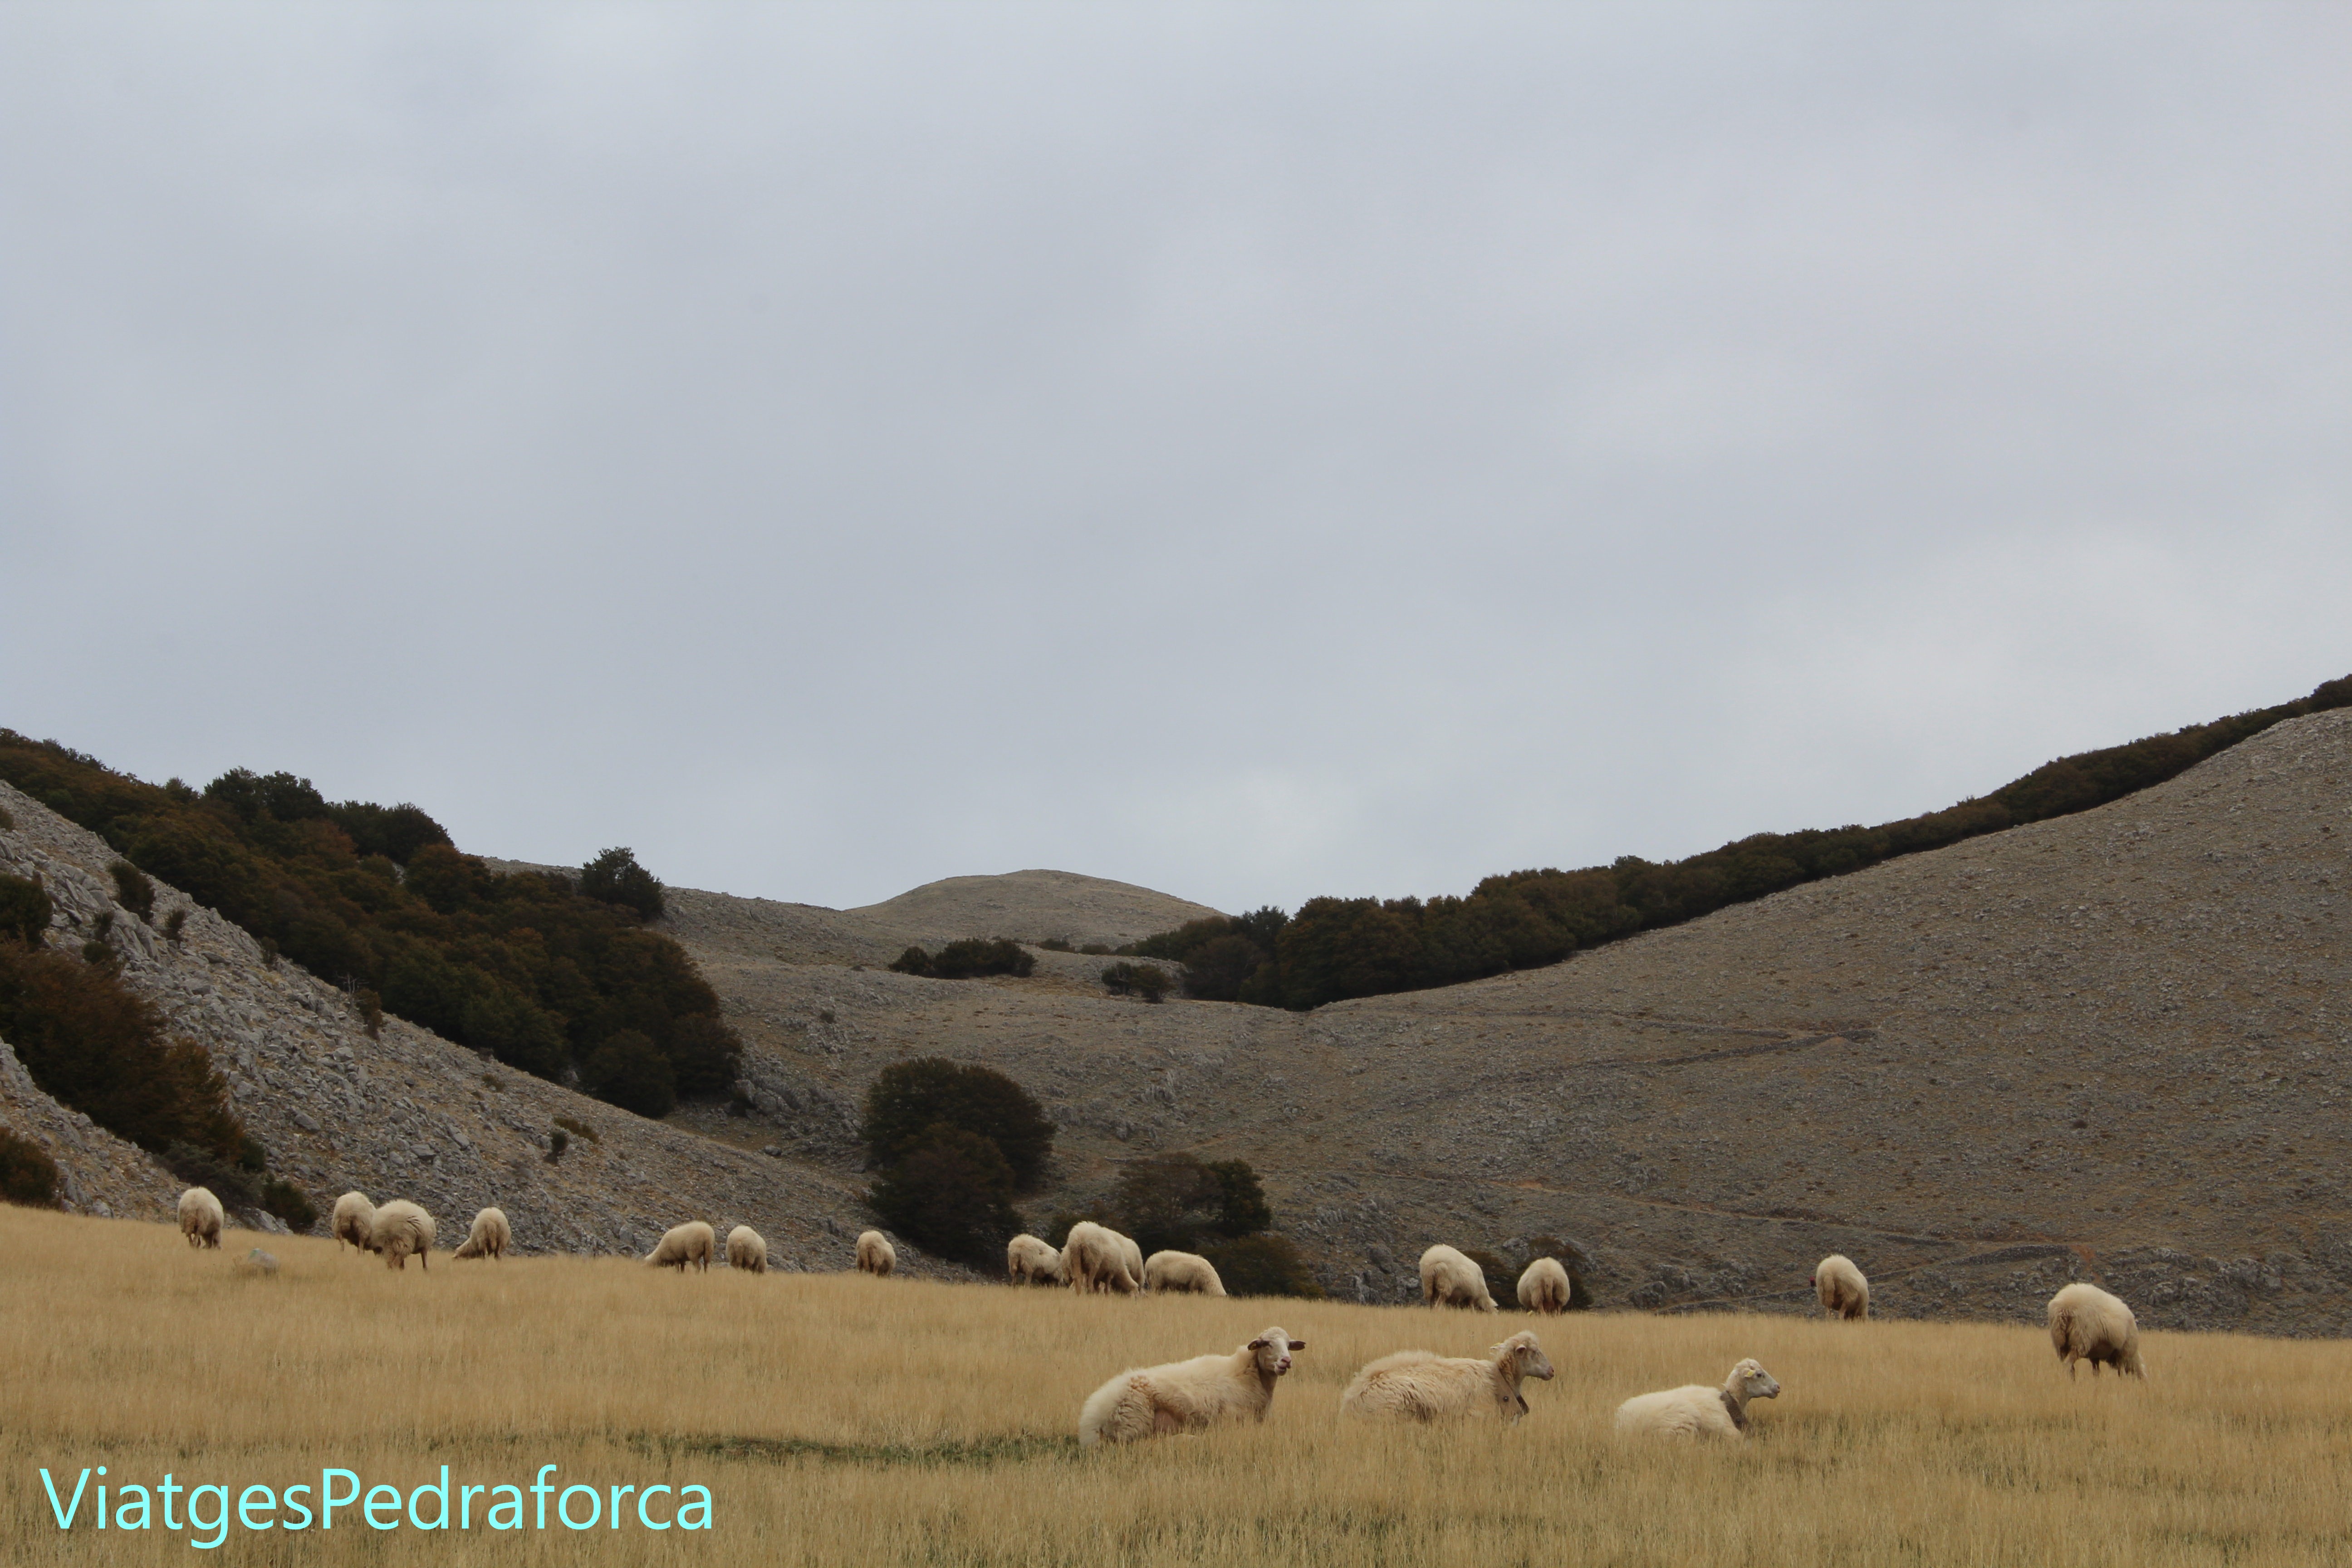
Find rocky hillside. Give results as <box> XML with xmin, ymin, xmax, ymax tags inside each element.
<box><xmin>670</xmin><ymin>710</ymin><xmax>2352</xmax><ymax>1334</ymax></box>
<box><xmin>0</xmin><ymin>782</ymin><xmax>954</xmax><ymax>1275</ymax></box>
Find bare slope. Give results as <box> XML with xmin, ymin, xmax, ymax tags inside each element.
<box><xmin>671</xmin><ymin>710</ymin><xmax>2352</xmax><ymax>1334</ymax></box>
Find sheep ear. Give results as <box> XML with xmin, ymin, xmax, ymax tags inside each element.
<box><xmin>1248</xmin><ymin>1338</ymin><xmax>1268</xmax><ymax>1348</ymax></box>
<box><xmin>1288</xmin><ymin>1339</ymin><xmax>1304</xmax><ymax>1348</ymax></box>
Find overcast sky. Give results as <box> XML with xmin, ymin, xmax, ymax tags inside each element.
<box><xmin>3</xmin><ymin>3</ymin><xmax>2346</xmax><ymax>915</ymax></box>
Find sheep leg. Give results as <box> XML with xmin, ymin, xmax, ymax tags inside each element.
<box><xmin>1153</xmin><ymin>1405</ymin><xmax>1185</xmax><ymax>1435</ymax></box>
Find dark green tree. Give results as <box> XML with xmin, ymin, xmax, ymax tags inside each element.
<box><xmin>108</xmin><ymin>861</ymin><xmax>155</xmax><ymax>921</ymax></box>
<box><xmin>866</xmin><ymin>1123</ymin><xmax>1023</xmax><ymax>1266</ymax></box>
<box><xmin>580</xmin><ymin>847</ymin><xmax>665</xmax><ymax>921</ymax></box>
<box><xmin>1206</xmin><ymin>1159</ymin><xmax>1273</xmax><ymax>1237</ymax></box>
<box><xmin>859</xmin><ymin>1058</ymin><xmax>1054</xmax><ymax>1191</ymax></box>
<box><xmin>1197</xmin><ymin>1234</ymin><xmax>1324</xmax><ymax>1298</ymax></box>
<box><xmin>0</xmin><ymin>874</ymin><xmax>50</xmax><ymax>946</ymax></box>
<box><xmin>1111</xmin><ymin>1153</ymin><xmax>1227</xmax><ymax>1257</ymax></box>
<box><xmin>581</xmin><ymin>1029</ymin><xmax>677</xmax><ymax>1119</ymax></box>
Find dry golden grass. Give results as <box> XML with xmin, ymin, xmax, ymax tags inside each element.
<box><xmin>5</xmin><ymin>1204</ymin><xmax>2350</xmax><ymax>1566</ymax></box>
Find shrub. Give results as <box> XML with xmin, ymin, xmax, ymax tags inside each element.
<box><xmin>261</xmin><ymin>1176</ymin><xmax>317</xmax><ymax>1233</ymax></box>
<box><xmin>1100</xmin><ymin>962</ymin><xmax>1171</xmax><ymax>1002</ymax></box>
<box><xmin>895</xmin><ymin>939</ymin><xmax>1035</xmax><ymax>980</ymax></box>
<box><xmin>1078</xmin><ymin>943</ymin><xmax>1112</xmax><ymax>956</ymax></box>
<box><xmin>1112</xmin><ymin>1153</ymin><xmax>1229</xmax><ymax>1257</ymax></box>
<box><xmin>546</xmin><ymin>1127</ymin><xmax>569</xmax><ymax>1162</ymax></box>
<box><xmin>108</xmin><ymin>860</ymin><xmax>155</xmax><ymax>921</ymax></box>
<box><xmin>889</xmin><ymin>946</ymin><xmax>933</xmax><ymax>976</ymax></box>
<box><xmin>163</xmin><ymin>1139</ymin><xmax>260</xmax><ymax>1210</ymax></box>
<box><xmin>553</xmin><ymin>1114</ymin><xmax>599</xmax><ymax>1142</ymax></box>
<box><xmin>0</xmin><ymin>873</ymin><xmax>52</xmax><ymax>946</ymax></box>
<box><xmin>0</xmin><ymin>1129</ymin><xmax>59</xmax><ymax>1207</ymax></box>
<box><xmin>866</xmin><ymin>1123</ymin><xmax>1023</xmax><ymax>1267</ymax></box>
<box><xmin>1206</xmin><ymin>1159</ymin><xmax>1273</xmax><ymax>1237</ymax></box>
<box><xmin>580</xmin><ymin>1029</ymin><xmax>677</xmax><ymax>1119</ymax></box>
<box><xmin>1198</xmin><ymin>1234</ymin><xmax>1324</xmax><ymax>1298</ymax></box>
<box><xmin>162</xmin><ymin>907</ymin><xmax>187</xmax><ymax>947</ymax></box>
<box><xmin>1039</xmin><ymin>937</ymin><xmax>1073</xmax><ymax>952</ymax></box>
<box><xmin>579</xmin><ymin>847</ymin><xmax>665</xmax><ymax>921</ymax></box>
<box><xmin>859</xmin><ymin>1058</ymin><xmax>1055</xmax><ymax>1191</ymax></box>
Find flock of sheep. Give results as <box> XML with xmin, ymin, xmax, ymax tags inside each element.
<box><xmin>174</xmin><ymin>1186</ymin><xmax>2149</xmax><ymax>1446</ymax></box>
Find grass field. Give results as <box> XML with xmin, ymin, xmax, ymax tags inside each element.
<box><xmin>5</xmin><ymin>1205</ymin><xmax>2350</xmax><ymax>1566</ymax></box>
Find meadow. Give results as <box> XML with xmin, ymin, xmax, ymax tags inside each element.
<box><xmin>4</xmin><ymin>1204</ymin><xmax>2349</xmax><ymax>1566</ymax></box>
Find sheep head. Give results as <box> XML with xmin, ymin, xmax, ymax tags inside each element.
<box><xmin>1726</xmin><ymin>1358</ymin><xmax>1781</xmax><ymax>1401</ymax></box>
<box><xmin>1492</xmin><ymin>1331</ymin><xmax>1555</xmax><ymax>1382</ymax></box>
<box><xmin>1247</xmin><ymin>1329</ymin><xmax>1303</xmax><ymax>1377</ymax></box>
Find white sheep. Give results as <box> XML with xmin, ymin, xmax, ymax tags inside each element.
<box><xmin>1614</xmin><ymin>1358</ymin><xmax>1781</xmax><ymax>1441</ymax></box>
<box><xmin>645</xmin><ymin>1220</ymin><xmax>715</xmax><ymax>1273</ymax></box>
<box><xmin>1118</xmin><ymin>1230</ymin><xmax>1144</xmax><ymax>1288</ymax></box>
<box><xmin>855</xmin><ymin>1229</ymin><xmax>896</xmax><ymax>1276</ymax></box>
<box><xmin>725</xmin><ymin>1224</ymin><xmax>768</xmax><ymax>1273</ymax></box>
<box><xmin>452</xmin><ymin>1207</ymin><xmax>511</xmax><ymax>1260</ymax></box>
<box><xmin>1420</xmin><ymin>1244</ymin><xmax>1496</xmax><ymax>1311</ymax></box>
<box><xmin>330</xmin><ymin>1191</ymin><xmax>376</xmax><ymax>1255</ymax></box>
<box><xmin>1341</xmin><ymin>1329</ymin><xmax>1556</xmax><ymax>1424</ymax></box>
<box><xmin>1078</xmin><ymin>1326</ymin><xmax>1305</xmax><ymax>1446</ymax></box>
<box><xmin>1007</xmin><ymin>1233</ymin><xmax>1064</xmax><ymax>1285</ymax></box>
<box><xmin>1813</xmin><ymin>1254</ymin><xmax>1868</xmax><ymax>1320</ymax></box>
<box><xmin>177</xmin><ymin>1186</ymin><xmax>224</xmax><ymax>1250</ymax></box>
<box><xmin>1062</xmin><ymin>1221</ymin><xmax>1139</xmax><ymax>1294</ymax></box>
<box><xmin>1143</xmin><ymin>1250</ymin><xmax>1227</xmax><ymax>1296</ymax></box>
<box><xmin>1517</xmin><ymin>1256</ymin><xmax>1571</xmax><ymax>1314</ymax></box>
<box><xmin>2048</xmin><ymin>1282</ymin><xmax>2146</xmax><ymax>1379</ymax></box>
<box><xmin>370</xmin><ymin>1199</ymin><xmax>436</xmax><ymax>1271</ymax></box>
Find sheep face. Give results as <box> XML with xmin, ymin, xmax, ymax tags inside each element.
<box><xmin>1494</xmin><ymin>1332</ymin><xmax>1555</xmax><ymax>1382</ymax></box>
<box><xmin>1729</xmin><ymin>1359</ymin><xmax>1781</xmax><ymax>1401</ymax></box>
<box><xmin>1248</xmin><ymin>1329</ymin><xmax>1303</xmax><ymax>1377</ymax></box>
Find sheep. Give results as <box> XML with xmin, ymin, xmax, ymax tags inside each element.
<box><xmin>1517</xmin><ymin>1256</ymin><xmax>1571</xmax><ymax>1314</ymax></box>
<box><xmin>646</xmin><ymin>1220</ymin><xmax>716</xmax><ymax>1273</ymax></box>
<box><xmin>1144</xmin><ymin>1250</ymin><xmax>1227</xmax><ymax>1296</ymax></box>
<box><xmin>2048</xmin><ymin>1282</ymin><xmax>2146</xmax><ymax>1379</ymax></box>
<box><xmin>370</xmin><ymin>1200</ymin><xmax>436</xmax><ymax>1271</ymax></box>
<box><xmin>330</xmin><ymin>1191</ymin><xmax>376</xmax><ymax>1255</ymax></box>
<box><xmin>452</xmin><ymin>1207</ymin><xmax>511</xmax><ymax>1260</ymax></box>
<box><xmin>856</xmin><ymin>1229</ymin><xmax>896</xmax><ymax>1276</ymax></box>
<box><xmin>1118</xmin><ymin>1230</ymin><xmax>1145</xmax><ymax>1288</ymax></box>
<box><xmin>1813</xmin><ymin>1254</ymin><xmax>1869</xmax><ymax>1320</ymax></box>
<box><xmin>1062</xmin><ymin>1221</ymin><xmax>1139</xmax><ymax>1294</ymax></box>
<box><xmin>1007</xmin><ymin>1233</ymin><xmax>1063</xmax><ymax>1285</ymax></box>
<box><xmin>1614</xmin><ymin>1358</ymin><xmax>1781</xmax><ymax>1441</ymax></box>
<box><xmin>725</xmin><ymin>1224</ymin><xmax>768</xmax><ymax>1273</ymax></box>
<box><xmin>1341</xmin><ymin>1330</ymin><xmax>1556</xmax><ymax>1425</ymax></box>
<box><xmin>1078</xmin><ymin>1326</ymin><xmax>1305</xmax><ymax>1446</ymax></box>
<box><xmin>1420</xmin><ymin>1244</ymin><xmax>1496</xmax><ymax>1311</ymax></box>
<box><xmin>177</xmin><ymin>1186</ymin><xmax>224</xmax><ymax>1250</ymax></box>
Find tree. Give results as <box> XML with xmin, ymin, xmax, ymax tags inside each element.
<box><xmin>664</xmin><ymin>1012</ymin><xmax>744</xmax><ymax>1098</ymax></box>
<box><xmin>866</xmin><ymin>1123</ymin><xmax>1023</xmax><ymax>1266</ymax></box>
<box><xmin>580</xmin><ymin>847</ymin><xmax>665</xmax><ymax>922</ymax></box>
<box><xmin>1198</xmin><ymin>1235</ymin><xmax>1324</xmax><ymax>1298</ymax></box>
<box><xmin>1111</xmin><ymin>1153</ymin><xmax>1227</xmax><ymax>1257</ymax></box>
<box><xmin>0</xmin><ymin>874</ymin><xmax>50</xmax><ymax>946</ymax></box>
<box><xmin>1206</xmin><ymin>1159</ymin><xmax>1273</xmax><ymax>1238</ymax></box>
<box><xmin>859</xmin><ymin>1058</ymin><xmax>1055</xmax><ymax>1191</ymax></box>
<box><xmin>581</xmin><ymin>1029</ymin><xmax>676</xmax><ymax>1119</ymax></box>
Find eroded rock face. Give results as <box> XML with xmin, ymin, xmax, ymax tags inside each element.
<box><xmin>0</xmin><ymin>782</ymin><xmax>944</xmax><ymax>1276</ymax></box>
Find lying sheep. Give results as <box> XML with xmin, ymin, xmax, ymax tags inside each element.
<box><xmin>330</xmin><ymin>1191</ymin><xmax>376</xmax><ymax>1255</ymax></box>
<box><xmin>1144</xmin><ymin>1250</ymin><xmax>1226</xmax><ymax>1296</ymax></box>
<box><xmin>2048</xmin><ymin>1282</ymin><xmax>2146</xmax><ymax>1379</ymax></box>
<box><xmin>370</xmin><ymin>1200</ymin><xmax>436</xmax><ymax>1271</ymax></box>
<box><xmin>1517</xmin><ymin>1256</ymin><xmax>1571</xmax><ymax>1314</ymax></box>
<box><xmin>725</xmin><ymin>1224</ymin><xmax>768</xmax><ymax>1273</ymax></box>
<box><xmin>1614</xmin><ymin>1358</ymin><xmax>1781</xmax><ymax>1441</ymax></box>
<box><xmin>1007</xmin><ymin>1233</ymin><xmax>1063</xmax><ymax>1285</ymax></box>
<box><xmin>1341</xmin><ymin>1330</ymin><xmax>1556</xmax><ymax>1425</ymax></box>
<box><xmin>178</xmin><ymin>1186</ymin><xmax>224</xmax><ymax>1250</ymax></box>
<box><xmin>1814</xmin><ymin>1254</ymin><xmax>1869</xmax><ymax>1320</ymax></box>
<box><xmin>452</xmin><ymin>1207</ymin><xmax>511</xmax><ymax>1260</ymax></box>
<box><xmin>1420</xmin><ymin>1244</ymin><xmax>1496</xmax><ymax>1311</ymax></box>
<box><xmin>1078</xmin><ymin>1326</ymin><xmax>1305</xmax><ymax>1446</ymax></box>
<box><xmin>856</xmin><ymin>1229</ymin><xmax>896</xmax><ymax>1276</ymax></box>
<box><xmin>1063</xmin><ymin>1221</ymin><xmax>1138</xmax><ymax>1294</ymax></box>
<box><xmin>646</xmin><ymin>1220</ymin><xmax>716</xmax><ymax>1273</ymax></box>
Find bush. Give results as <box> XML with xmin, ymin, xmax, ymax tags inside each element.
<box><xmin>1111</xmin><ymin>1153</ymin><xmax>1229</xmax><ymax>1257</ymax></box>
<box><xmin>163</xmin><ymin>1139</ymin><xmax>260</xmax><ymax>1210</ymax></box>
<box><xmin>866</xmin><ymin>1123</ymin><xmax>1023</xmax><ymax>1267</ymax></box>
<box><xmin>581</xmin><ymin>1029</ymin><xmax>677</xmax><ymax>1119</ymax></box>
<box><xmin>546</xmin><ymin>1127</ymin><xmax>569</xmax><ymax>1163</ymax></box>
<box><xmin>261</xmin><ymin>1176</ymin><xmax>317</xmax><ymax>1233</ymax></box>
<box><xmin>888</xmin><ymin>946</ymin><xmax>933</xmax><ymax>975</ymax></box>
<box><xmin>162</xmin><ymin>907</ymin><xmax>187</xmax><ymax>947</ymax></box>
<box><xmin>0</xmin><ymin>873</ymin><xmax>51</xmax><ymax>946</ymax></box>
<box><xmin>0</xmin><ymin>1129</ymin><xmax>59</xmax><ymax>1207</ymax></box>
<box><xmin>892</xmin><ymin>939</ymin><xmax>1034</xmax><ymax>980</ymax></box>
<box><xmin>108</xmin><ymin>860</ymin><xmax>154</xmax><ymax>921</ymax></box>
<box><xmin>1198</xmin><ymin>1234</ymin><xmax>1324</xmax><ymax>1298</ymax></box>
<box><xmin>860</xmin><ymin>1058</ymin><xmax>1055</xmax><ymax>1190</ymax></box>
<box><xmin>579</xmin><ymin>847</ymin><xmax>665</xmax><ymax>922</ymax></box>
<box><xmin>1100</xmin><ymin>961</ymin><xmax>1171</xmax><ymax>1002</ymax></box>
<box><xmin>1207</xmin><ymin>1159</ymin><xmax>1273</xmax><ymax>1237</ymax></box>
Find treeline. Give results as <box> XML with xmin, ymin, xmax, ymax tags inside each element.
<box><xmin>0</xmin><ymin>736</ymin><xmax>740</xmax><ymax>1117</ymax></box>
<box><xmin>1129</xmin><ymin>673</ymin><xmax>2352</xmax><ymax>1010</ymax></box>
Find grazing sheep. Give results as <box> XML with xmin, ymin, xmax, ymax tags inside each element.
<box><xmin>1342</xmin><ymin>1330</ymin><xmax>1556</xmax><ymax>1425</ymax></box>
<box><xmin>1007</xmin><ymin>1233</ymin><xmax>1063</xmax><ymax>1285</ymax></box>
<box><xmin>1813</xmin><ymin>1254</ymin><xmax>1869</xmax><ymax>1320</ymax></box>
<box><xmin>1517</xmin><ymin>1256</ymin><xmax>1571</xmax><ymax>1314</ymax></box>
<box><xmin>1118</xmin><ymin>1230</ymin><xmax>1144</xmax><ymax>1288</ymax></box>
<box><xmin>646</xmin><ymin>1221</ymin><xmax>716</xmax><ymax>1273</ymax></box>
<box><xmin>725</xmin><ymin>1224</ymin><xmax>768</xmax><ymax>1273</ymax></box>
<box><xmin>1063</xmin><ymin>1221</ymin><xmax>1139</xmax><ymax>1294</ymax></box>
<box><xmin>1078</xmin><ymin>1326</ymin><xmax>1305</xmax><ymax>1446</ymax></box>
<box><xmin>2048</xmin><ymin>1283</ymin><xmax>2146</xmax><ymax>1379</ymax></box>
<box><xmin>1420</xmin><ymin>1244</ymin><xmax>1497</xmax><ymax>1311</ymax></box>
<box><xmin>370</xmin><ymin>1200</ymin><xmax>436</xmax><ymax>1271</ymax></box>
<box><xmin>1614</xmin><ymin>1358</ymin><xmax>1782</xmax><ymax>1441</ymax></box>
<box><xmin>452</xmin><ymin>1207</ymin><xmax>511</xmax><ymax>1260</ymax></box>
<box><xmin>1144</xmin><ymin>1250</ymin><xmax>1227</xmax><ymax>1296</ymax></box>
<box><xmin>856</xmin><ymin>1230</ymin><xmax>896</xmax><ymax>1276</ymax></box>
<box><xmin>177</xmin><ymin>1186</ymin><xmax>224</xmax><ymax>1250</ymax></box>
<box><xmin>330</xmin><ymin>1191</ymin><xmax>376</xmax><ymax>1255</ymax></box>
